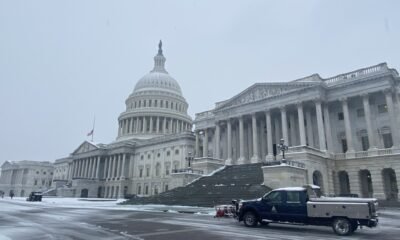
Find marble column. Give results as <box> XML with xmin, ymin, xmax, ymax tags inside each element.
<box><xmin>315</xmin><ymin>100</ymin><xmax>326</xmax><ymax>151</ymax></box>
<box><xmin>297</xmin><ymin>102</ymin><xmax>307</xmax><ymax>146</ymax></box>
<box><xmin>195</xmin><ymin>131</ymin><xmax>200</xmax><ymax>157</ymax></box>
<box><xmin>156</xmin><ymin>117</ymin><xmax>160</xmax><ymax>134</ymax></box>
<box><xmin>92</xmin><ymin>157</ymin><xmax>97</xmax><ymax>178</ymax></box>
<box><xmin>362</xmin><ymin>93</ymin><xmax>377</xmax><ymax>149</ymax></box>
<box><xmin>82</xmin><ymin>159</ymin><xmax>87</xmax><ymax>178</ymax></box>
<box><xmin>121</xmin><ymin>154</ymin><xmax>126</xmax><ymax>178</ymax></box>
<box><xmin>226</xmin><ymin>119</ymin><xmax>233</xmax><ymax>165</ymax></box>
<box><xmin>95</xmin><ymin>156</ymin><xmax>100</xmax><ymax>179</ymax></box>
<box><xmin>384</xmin><ymin>89</ymin><xmax>399</xmax><ymax>147</ymax></box>
<box><xmin>170</xmin><ymin>118</ymin><xmax>173</xmax><ymax>133</ymax></box>
<box><xmin>305</xmin><ymin>109</ymin><xmax>314</xmax><ymax>147</ymax></box>
<box><xmin>129</xmin><ymin>118</ymin><xmax>133</xmax><ymax>134</ymax></box>
<box><xmin>289</xmin><ymin>113</ymin><xmax>297</xmax><ymax>146</ymax></box>
<box><xmin>116</xmin><ymin>155</ymin><xmax>121</xmax><ymax>178</ymax></box>
<box><xmin>238</xmin><ymin>116</ymin><xmax>245</xmax><ymax>164</ymax></box>
<box><xmin>149</xmin><ymin>117</ymin><xmax>153</xmax><ymax>133</ymax></box>
<box><xmin>215</xmin><ymin>123</ymin><xmax>221</xmax><ymax>159</ymax></box>
<box><xmin>341</xmin><ymin>97</ymin><xmax>355</xmax><ymax>153</ymax></box>
<box><xmin>274</xmin><ymin>117</ymin><xmax>281</xmax><ymax>145</ymax></box>
<box><xmin>323</xmin><ymin>103</ymin><xmax>334</xmax><ymax>152</ymax></box>
<box><xmin>143</xmin><ymin>117</ymin><xmax>147</xmax><ymax>133</ymax></box>
<box><xmin>280</xmin><ymin>106</ymin><xmax>289</xmax><ymax>146</ymax></box>
<box><xmin>251</xmin><ymin>113</ymin><xmax>260</xmax><ymax>163</ymax></box>
<box><xmin>107</xmin><ymin>156</ymin><xmax>112</xmax><ymax>179</ymax></box>
<box><xmin>103</xmin><ymin>158</ymin><xmax>108</xmax><ymax>179</ymax></box>
<box><xmin>265</xmin><ymin>110</ymin><xmax>273</xmax><ymax>160</ymax></box>
<box><xmin>163</xmin><ymin>117</ymin><xmax>167</xmax><ymax>134</ymax></box>
<box><xmin>87</xmin><ymin>158</ymin><xmax>91</xmax><ymax>178</ymax></box>
<box><xmin>203</xmin><ymin>129</ymin><xmax>208</xmax><ymax>157</ymax></box>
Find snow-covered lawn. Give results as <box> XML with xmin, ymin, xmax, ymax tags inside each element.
<box><xmin>1</xmin><ymin>197</ymin><xmax>215</xmax><ymax>215</ymax></box>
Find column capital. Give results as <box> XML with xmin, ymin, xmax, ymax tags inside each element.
<box><xmin>313</xmin><ymin>97</ymin><xmax>323</xmax><ymax>104</ymax></box>
<box><xmin>339</xmin><ymin>97</ymin><xmax>348</xmax><ymax>103</ymax></box>
<box><xmin>265</xmin><ymin>108</ymin><xmax>271</xmax><ymax>114</ymax></box>
<box><xmin>383</xmin><ymin>88</ymin><xmax>393</xmax><ymax>95</ymax></box>
<box><xmin>279</xmin><ymin>105</ymin><xmax>286</xmax><ymax>111</ymax></box>
<box><xmin>295</xmin><ymin>101</ymin><xmax>303</xmax><ymax>107</ymax></box>
<box><xmin>360</xmin><ymin>92</ymin><xmax>370</xmax><ymax>99</ymax></box>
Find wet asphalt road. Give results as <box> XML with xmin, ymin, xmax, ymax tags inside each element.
<box><xmin>0</xmin><ymin>200</ymin><xmax>399</xmax><ymax>240</ymax></box>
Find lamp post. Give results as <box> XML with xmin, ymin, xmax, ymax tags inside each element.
<box><xmin>185</xmin><ymin>152</ymin><xmax>194</xmax><ymax>169</ymax></box>
<box><xmin>277</xmin><ymin>138</ymin><xmax>288</xmax><ymax>163</ymax></box>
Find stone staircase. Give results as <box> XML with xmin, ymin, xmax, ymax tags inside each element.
<box><xmin>124</xmin><ymin>163</ymin><xmax>271</xmax><ymax>207</ymax></box>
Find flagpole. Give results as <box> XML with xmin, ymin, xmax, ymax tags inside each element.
<box><xmin>91</xmin><ymin>115</ymin><xmax>96</xmax><ymax>142</ymax></box>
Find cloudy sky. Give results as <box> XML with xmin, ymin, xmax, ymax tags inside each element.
<box><xmin>0</xmin><ymin>0</ymin><xmax>399</xmax><ymax>165</ymax></box>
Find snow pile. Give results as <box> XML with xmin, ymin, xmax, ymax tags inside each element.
<box><xmin>0</xmin><ymin>197</ymin><xmax>215</xmax><ymax>215</ymax></box>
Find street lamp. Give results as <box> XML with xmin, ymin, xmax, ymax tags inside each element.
<box><xmin>185</xmin><ymin>152</ymin><xmax>194</xmax><ymax>169</ymax></box>
<box><xmin>277</xmin><ymin>138</ymin><xmax>288</xmax><ymax>163</ymax></box>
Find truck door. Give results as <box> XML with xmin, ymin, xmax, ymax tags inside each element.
<box><xmin>260</xmin><ymin>191</ymin><xmax>286</xmax><ymax>221</ymax></box>
<box><xmin>281</xmin><ymin>190</ymin><xmax>308</xmax><ymax>223</ymax></box>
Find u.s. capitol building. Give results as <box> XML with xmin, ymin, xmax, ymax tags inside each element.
<box><xmin>1</xmin><ymin>42</ymin><xmax>399</xmax><ymax>201</ymax></box>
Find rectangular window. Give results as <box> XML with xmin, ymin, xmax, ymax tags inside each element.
<box><xmin>378</xmin><ymin>104</ymin><xmax>388</xmax><ymax>113</ymax></box>
<box><xmin>286</xmin><ymin>191</ymin><xmax>301</xmax><ymax>203</ymax></box>
<box><xmin>146</xmin><ymin>168</ymin><xmax>150</xmax><ymax>177</ymax></box>
<box><xmin>338</xmin><ymin>112</ymin><xmax>344</xmax><ymax>120</ymax></box>
<box><xmin>357</xmin><ymin>108</ymin><xmax>365</xmax><ymax>117</ymax></box>
<box><xmin>361</xmin><ymin>136</ymin><xmax>369</xmax><ymax>151</ymax></box>
<box><xmin>137</xmin><ymin>186</ymin><xmax>141</xmax><ymax>195</ymax></box>
<box><xmin>139</xmin><ymin>169</ymin><xmax>143</xmax><ymax>178</ymax></box>
<box><xmin>341</xmin><ymin>139</ymin><xmax>348</xmax><ymax>153</ymax></box>
<box><xmin>383</xmin><ymin>133</ymin><xmax>393</xmax><ymax>148</ymax></box>
<box><xmin>145</xmin><ymin>186</ymin><xmax>149</xmax><ymax>195</ymax></box>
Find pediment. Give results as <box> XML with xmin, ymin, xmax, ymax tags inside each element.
<box><xmin>1</xmin><ymin>161</ymin><xmax>11</xmax><ymax>169</ymax></box>
<box><xmin>72</xmin><ymin>141</ymin><xmax>99</xmax><ymax>155</ymax></box>
<box><xmin>215</xmin><ymin>82</ymin><xmax>318</xmax><ymax>110</ymax></box>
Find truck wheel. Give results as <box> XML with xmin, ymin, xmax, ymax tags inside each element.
<box><xmin>332</xmin><ymin>217</ymin><xmax>353</xmax><ymax>236</ymax></box>
<box><xmin>243</xmin><ymin>211</ymin><xmax>258</xmax><ymax>227</ymax></box>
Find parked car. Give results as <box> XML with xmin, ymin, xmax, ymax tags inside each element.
<box><xmin>26</xmin><ymin>192</ymin><xmax>42</xmax><ymax>202</ymax></box>
<box><xmin>234</xmin><ymin>185</ymin><xmax>378</xmax><ymax>236</ymax></box>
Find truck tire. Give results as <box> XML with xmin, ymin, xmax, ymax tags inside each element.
<box><xmin>243</xmin><ymin>211</ymin><xmax>258</xmax><ymax>227</ymax></box>
<box><xmin>332</xmin><ymin>217</ymin><xmax>353</xmax><ymax>236</ymax></box>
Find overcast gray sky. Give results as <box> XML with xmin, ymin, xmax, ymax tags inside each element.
<box><xmin>0</xmin><ymin>0</ymin><xmax>399</xmax><ymax>165</ymax></box>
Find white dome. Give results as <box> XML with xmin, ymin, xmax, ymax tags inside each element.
<box><xmin>116</xmin><ymin>41</ymin><xmax>192</xmax><ymax>141</ymax></box>
<box><xmin>134</xmin><ymin>71</ymin><xmax>182</xmax><ymax>96</ymax></box>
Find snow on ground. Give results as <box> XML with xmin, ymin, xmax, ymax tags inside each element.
<box><xmin>0</xmin><ymin>197</ymin><xmax>215</xmax><ymax>215</ymax></box>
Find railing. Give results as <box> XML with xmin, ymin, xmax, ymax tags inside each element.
<box><xmin>264</xmin><ymin>160</ymin><xmax>305</xmax><ymax>169</ymax></box>
<box><xmin>377</xmin><ymin>148</ymin><xmax>393</xmax><ymax>155</ymax></box>
<box><xmin>172</xmin><ymin>168</ymin><xmax>204</xmax><ymax>175</ymax></box>
<box><xmin>195</xmin><ymin>111</ymin><xmax>214</xmax><ymax>120</ymax></box>
<box><xmin>355</xmin><ymin>151</ymin><xmax>369</xmax><ymax>158</ymax></box>
<box><xmin>324</xmin><ymin>63</ymin><xmax>387</xmax><ymax>86</ymax></box>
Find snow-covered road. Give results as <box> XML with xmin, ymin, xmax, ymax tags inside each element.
<box><xmin>0</xmin><ymin>197</ymin><xmax>399</xmax><ymax>240</ymax></box>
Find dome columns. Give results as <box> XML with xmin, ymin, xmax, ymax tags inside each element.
<box><xmin>118</xmin><ymin>116</ymin><xmax>191</xmax><ymax>138</ymax></box>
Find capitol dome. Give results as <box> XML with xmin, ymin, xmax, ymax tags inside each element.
<box><xmin>117</xmin><ymin>41</ymin><xmax>192</xmax><ymax>140</ymax></box>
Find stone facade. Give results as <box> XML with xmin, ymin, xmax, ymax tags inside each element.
<box><xmin>193</xmin><ymin>63</ymin><xmax>400</xmax><ymax>201</ymax></box>
<box><xmin>0</xmin><ymin>161</ymin><xmax>54</xmax><ymax>197</ymax></box>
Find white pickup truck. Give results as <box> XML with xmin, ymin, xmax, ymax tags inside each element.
<box><xmin>236</xmin><ymin>185</ymin><xmax>378</xmax><ymax>236</ymax></box>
